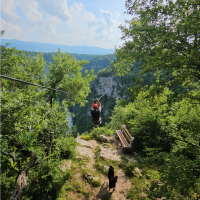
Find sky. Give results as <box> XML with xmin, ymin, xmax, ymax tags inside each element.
<box><xmin>1</xmin><ymin>0</ymin><xmax>133</xmax><ymax>49</ymax></box>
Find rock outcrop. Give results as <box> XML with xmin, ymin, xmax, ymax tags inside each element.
<box><xmin>99</xmin><ymin>134</ymin><xmax>109</xmax><ymax>142</ymax></box>
<box><xmin>58</xmin><ymin>160</ymin><xmax>72</xmax><ymax>171</ymax></box>
<box><xmin>76</xmin><ymin>137</ymin><xmax>93</xmax><ymax>148</ymax></box>
<box><xmin>76</xmin><ymin>146</ymin><xmax>95</xmax><ymax>158</ymax></box>
<box><xmin>99</xmin><ymin>145</ymin><xmax>121</xmax><ymax>161</ymax></box>
<box><xmin>96</xmin><ymin>77</ymin><xmax>118</xmax><ymax>98</ymax></box>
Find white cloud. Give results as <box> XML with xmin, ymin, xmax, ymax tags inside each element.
<box><xmin>1</xmin><ymin>0</ymin><xmax>123</xmax><ymax>48</ymax></box>
<box><xmin>62</xmin><ymin>4</ymin><xmax>121</xmax><ymax>46</ymax></box>
<box><xmin>99</xmin><ymin>9</ymin><xmax>114</xmax><ymax>26</ymax></box>
<box><xmin>87</xmin><ymin>9</ymin><xmax>120</xmax><ymax>41</ymax></box>
<box><xmin>1</xmin><ymin>0</ymin><xmax>20</xmax><ymax>23</ymax></box>
<box><xmin>16</xmin><ymin>0</ymin><xmax>43</xmax><ymax>23</ymax></box>
<box><xmin>1</xmin><ymin>18</ymin><xmax>23</xmax><ymax>38</ymax></box>
<box><xmin>35</xmin><ymin>0</ymin><xmax>71</xmax><ymax>21</ymax></box>
<box><xmin>42</xmin><ymin>15</ymin><xmax>61</xmax><ymax>36</ymax></box>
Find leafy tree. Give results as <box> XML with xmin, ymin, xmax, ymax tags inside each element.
<box><xmin>115</xmin><ymin>0</ymin><xmax>200</xmax><ymax>86</ymax></box>
<box><xmin>84</xmin><ymin>54</ymin><xmax>116</xmax><ymax>74</ymax></box>
<box><xmin>45</xmin><ymin>49</ymin><xmax>95</xmax><ymax>107</ymax></box>
<box><xmin>1</xmin><ymin>42</ymin><xmax>95</xmax><ymax>199</ymax></box>
<box><xmin>108</xmin><ymin>86</ymin><xmax>200</xmax><ymax>198</ymax></box>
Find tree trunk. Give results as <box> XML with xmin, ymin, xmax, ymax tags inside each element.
<box><xmin>9</xmin><ymin>152</ymin><xmax>37</xmax><ymax>200</ymax></box>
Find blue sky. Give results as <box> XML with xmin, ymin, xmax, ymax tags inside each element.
<box><xmin>1</xmin><ymin>0</ymin><xmax>132</xmax><ymax>49</ymax></box>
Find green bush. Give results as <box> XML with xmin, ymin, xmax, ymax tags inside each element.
<box><xmin>89</xmin><ymin>126</ymin><xmax>114</xmax><ymax>139</ymax></box>
<box><xmin>23</xmin><ymin>161</ymin><xmax>73</xmax><ymax>200</ymax></box>
<box><xmin>53</xmin><ymin>136</ymin><xmax>77</xmax><ymax>159</ymax></box>
<box><xmin>80</xmin><ymin>134</ymin><xmax>91</xmax><ymax>140</ymax></box>
<box><xmin>119</xmin><ymin>157</ymin><xmax>138</xmax><ymax>178</ymax></box>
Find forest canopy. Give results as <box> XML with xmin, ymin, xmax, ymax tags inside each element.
<box><xmin>0</xmin><ymin>36</ymin><xmax>95</xmax><ymax>199</ymax></box>
<box><xmin>115</xmin><ymin>0</ymin><xmax>200</xmax><ymax>86</ymax></box>
<box><xmin>110</xmin><ymin>0</ymin><xmax>200</xmax><ymax>198</ymax></box>
<box><xmin>1</xmin><ymin>0</ymin><xmax>200</xmax><ymax>199</ymax></box>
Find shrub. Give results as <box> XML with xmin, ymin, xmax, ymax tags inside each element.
<box><xmin>89</xmin><ymin>126</ymin><xmax>114</xmax><ymax>139</ymax></box>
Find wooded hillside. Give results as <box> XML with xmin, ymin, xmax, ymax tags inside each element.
<box><xmin>1</xmin><ymin>0</ymin><xmax>200</xmax><ymax>199</ymax></box>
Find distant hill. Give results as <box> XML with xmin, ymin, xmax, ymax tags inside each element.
<box><xmin>1</xmin><ymin>39</ymin><xmax>115</xmax><ymax>55</ymax></box>
<box><xmin>24</xmin><ymin>51</ymin><xmax>116</xmax><ymax>76</ymax></box>
<box><xmin>83</xmin><ymin>54</ymin><xmax>116</xmax><ymax>74</ymax></box>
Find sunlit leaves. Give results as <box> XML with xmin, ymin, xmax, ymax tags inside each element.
<box><xmin>115</xmin><ymin>0</ymin><xmax>200</xmax><ymax>85</ymax></box>
<box><xmin>46</xmin><ymin>49</ymin><xmax>96</xmax><ymax>107</ymax></box>
<box><xmin>0</xmin><ymin>45</ymin><xmax>83</xmax><ymax>199</ymax></box>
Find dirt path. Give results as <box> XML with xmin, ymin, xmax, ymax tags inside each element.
<box><xmin>92</xmin><ymin>168</ymin><xmax>131</xmax><ymax>200</ymax></box>
<box><xmin>74</xmin><ymin>137</ymin><xmax>132</xmax><ymax>200</ymax></box>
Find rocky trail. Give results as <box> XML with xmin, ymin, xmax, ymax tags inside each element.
<box><xmin>58</xmin><ymin>135</ymin><xmax>138</xmax><ymax>200</ymax></box>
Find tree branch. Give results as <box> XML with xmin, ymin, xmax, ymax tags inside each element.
<box><xmin>1</xmin><ymin>151</ymin><xmax>16</xmax><ymax>162</ymax></box>
<box><xmin>175</xmin><ymin>138</ymin><xmax>200</xmax><ymax>149</ymax></box>
<box><xmin>9</xmin><ymin>152</ymin><xmax>37</xmax><ymax>200</ymax></box>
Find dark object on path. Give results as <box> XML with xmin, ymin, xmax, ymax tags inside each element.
<box><xmin>108</xmin><ymin>165</ymin><xmax>118</xmax><ymax>191</ymax></box>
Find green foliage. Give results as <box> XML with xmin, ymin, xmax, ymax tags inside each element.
<box><xmin>69</xmin><ymin>125</ymin><xmax>79</xmax><ymax>138</ymax></box>
<box><xmin>80</xmin><ymin>134</ymin><xmax>92</xmax><ymax>141</ymax></box>
<box><xmin>119</xmin><ymin>156</ymin><xmax>138</xmax><ymax>178</ymax></box>
<box><xmin>0</xmin><ymin>44</ymin><xmax>94</xmax><ymax>199</ymax></box>
<box><xmin>24</xmin><ymin>51</ymin><xmax>115</xmax><ymax>78</ymax></box>
<box><xmin>89</xmin><ymin>126</ymin><xmax>114</xmax><ymax>140</ymax></box>
<box><xmin>53</xmin><ymin>136</ymin><xmax>77</xmax><ymax>159</ymax></box>
<box><xmin>46</xmin><ymin>49</ymin><xmax>96</xmax><ymax>107</ymax></box>
<box><xmin>119</xmin><ymin>157</ymin><xmax>161</xmax><ymax>200</ymax></box>
<box><xmin>126</xmin><ymin>176</ymin><xmax>148</xmax><ymax>200</ymax></box>
<box><xmin>60</xmin><ymin>180</ymin><xmax>88</xmax><ymax>198</ymax></box>
<box><xmin>115</xmin><ymin>0</ymin><xmax>200</xmax><ymax>86</ymax></box>
<box><xmin>107</xmin><ymin>85</ymin><xmax>200</xmax><ymax>198</ymax></box>
<box><xmin>84</xmin><ymin>54</ymin><xmax>116</xmax><ymax>74</ymax></box>
<box><xmin>23</xmin><ymin>162</ymin><xmax>73</xmax><ymax>200</ymax></box>
<box><xmin>1</xmin><ymin>30</ymin><xmax>5</xmax><ymax>37</ymax></box>
<box><xmin>81</xmin><ymin>170</ymin><xmax>101</xmax><ymax>187</ymax></box>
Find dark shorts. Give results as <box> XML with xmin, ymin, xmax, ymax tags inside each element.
<box><xmin>92</xmin><ymin>117</ymin><xmax>102</xmax><ymax>125</ymax></box>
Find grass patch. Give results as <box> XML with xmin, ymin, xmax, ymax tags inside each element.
<box><xmin>118</xmin><ymin>156</ymin><xmax>138</xmax><ymax>177</ymax></box>
<box><xmin>126</xmin><ymin>175</ymin><xmax>149</xmax><ymax>200</ymax></box>
<box><xmin>74</xmin><ymin>155</ymin><xmax>90</xmax><ymax>163</ymax></box>
<box><xmin>57</xmin><ymin>155</ymin><xmax>94</xmax><ymax>199</ymax></box>
<box><xmin>80</xmin><ymin>135</ymin><xmax>92</xmax><ymax>140</ymax></box>
<box><xmin>118</xmin><ymin>156</ymin><xmax>163</xmax><ymax>200</ymax></box>
<box><xmin>94</xmin><ymin>162</ymin><xmax>108</xmax><ymax>175</ymax></box>
<box><xmin>102</xmin><ymin>143</ymin><xmax>110</xmax><ymax>147</ymax></box>
<box><xmin>59</xmin><ymin>180</ymin><xmax>90</xmax><ymax>199</ymax></box>
<box><xmin>95</xmin><ymin>145</ymin><xmax>101</xmax><ymax>158</ymax></box>
<box><xmin>81</xmin><ymin>169</ymin><xmax>101</xmax><ymax>187</ymax></box>
<box><xmin>80</xmin><ymin>127</ymin><xmax>115</xmax><ymax>140</ymax></box>
<box><xmin>94</xmin><ymin>145</ymin><xmax>119</xmax><ymax>175</ymax></box>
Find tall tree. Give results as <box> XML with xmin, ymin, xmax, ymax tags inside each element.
<box><xmin>115</xmin><ymin>0</ymin><xmax>200</xmax><ymax>86</ymax></box>
<box><xmin>46</xmin><ymin>49</ymin><xmax>95</xmax><ymax>107</ymax></box>
<box><xmin>1</xmin><ymin>43</ymin><xmax>95</xmax><ymax>199</ymax></box>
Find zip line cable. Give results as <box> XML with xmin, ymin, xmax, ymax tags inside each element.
<box><xmin>0</xmin><ymin>75</ymin><xmax>72</xmax><ymax>95</ymax></box>
<box><xmin>1</xmin><ymin>75</ymin><xmax>110</xmax><ymax>102</ymax></box>
<box><xmin>98</xmin><ymin>89</ymin><xmax>109</xmax><ymax>100</ymax></box>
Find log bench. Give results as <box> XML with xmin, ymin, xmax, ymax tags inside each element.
<box><xmin>116</xmin><ymin>124</ymin><xmax>134</xmax><ymax>149</ymax></box>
